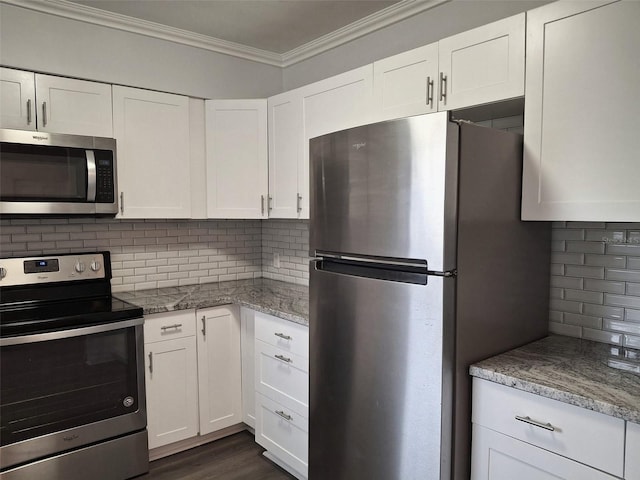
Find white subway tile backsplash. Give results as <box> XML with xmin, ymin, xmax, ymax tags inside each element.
<box><xmin>583</xmin><ymin>304</ymin><xmax>624</xmax><ymax>320</ymax></box>
<box><xmin>605</xmin><ymin>293</ymin><xmax>640</xmax><ymax>309</ymax></box>
<box><xmin>565</xmin><ymin>241</ymin><xmax>605</xmax><ymax>254</ymax></box>
<box><xmin>565</xmin><ymin>265</ymin><xmax>605</xmax><ymax>279</ymax></box>
<box><xmin>583</xmin><ymin>279</ymin><xmax>625</xmax><ymax>294</ymax></box>
<box><xmin>606</xmin><ymin>269</ymin><xmax>640</xmax><ymax>282</ymax></box>
<box><xmin>624</xmin><ymin>335</ymin><xmax>640</xmax><ymax>348</ymax></box>
<box><xmin>564</xmin><ymin>313</ymin><xmax>602</xmax><ymax>329</ymax></box>
<box><xmin>549</xmin><ymin>321</ymin><xmax>582</xmax><ymax>338</ymax></box>
<box><xmin>582</xmin><ymin>328</ymin><xmax>622</xmax><ymax>345</ymax></box>
<box><xmin>564</xmin><ymin>289</ymin><xmax>603</xmax><ymax>304</ymax></box>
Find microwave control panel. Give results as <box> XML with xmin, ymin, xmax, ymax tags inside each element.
<box><xmin>95</xmin><ymin>150</ymin><xmax>115</xmax><ymax>203</ymax></box>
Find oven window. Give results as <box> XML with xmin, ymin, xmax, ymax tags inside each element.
<box><xmin>0</xmin><ymin>327</ymin><xmax>140</xmax><ymax>446</ymax></box>
<box><xmin>0</xmin><ymin>143</ymin><xmax>87</xmax><ymax>202</ymax></box>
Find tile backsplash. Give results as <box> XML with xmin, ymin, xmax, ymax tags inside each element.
<box><xmin>550</xmin><ymin>222</ymin><xmax>640</xmax><ymax>348</ymax></box>
<box><xmin>0</xmin><ymin>218</ymin><xmax>263</xmax><ymax>292</ymax></box>
<box><xmin>3</xmin><ymin>216</ymin><xmax>640</xmax><ymax>348</ymax></box>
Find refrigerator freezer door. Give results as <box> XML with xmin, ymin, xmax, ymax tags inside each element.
<box><xmin>309</xmin><ymin>111</ymin><xmax>458</xmax><ymax>272</ymax></box>
<box><xmin>309</xmin><ymin>261</ymin><xmax>450</xmax><ymax>480</ymax></box>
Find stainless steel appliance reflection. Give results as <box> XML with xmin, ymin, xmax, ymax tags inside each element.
<box><xmin>309</xmin><ymin>112</ymin><xmax>551</xmax><ymax>480</ymax></box>
<box><xmin>0</xmin><ymin>252</ymin><xmax>148</xmax><ymax>480</ymax></box>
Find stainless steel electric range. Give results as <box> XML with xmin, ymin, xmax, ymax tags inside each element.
<box><xmin>0</xmin><ymin>252</ymin><xmax>148</xmax><ymax>480</ymax></box>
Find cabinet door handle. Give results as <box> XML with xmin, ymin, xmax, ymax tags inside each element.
<box><xmin>426</xmin><ymin>76</ymin><xmax>434</xmax><ymax>108</ymax></box>
<box><xmin>274</xmin><ymin>332</ymin><xmax>292</xmax><ymax>340</ymax></box>
<box><xmin>120</xmin><ymin>192</ymin><xmax>124</xmax><ymax>215</ymax></box>
<box><xmin>161</xmin><ymin>323</ymin><xmax>182</xmax><ymax>331</ymax></box>
<box><xmin>268</xmin><ymin>195</ymin><xmax>273</xmax><ymax>212</ymax></box>
<box><xmin>26</xmin><ymin>99</ymin><xmax>32</xmax><ymax>124</ymax></box>
<box><xmin>42</xmin><ymin>101</ymin><xmax>47</xmax><ymax>126</ymax></box>
<box><xmin>148</xmin><ymin>352</ymin><xmax>153</xmax><ymax>374</ymax></box>
<box><xmin>297</xmin><ymin>194</ymin><xmax>302</xmax><ymax>213</ymax></box>
<box><xmin>515</xmin><ymin>415</ymin><xmax>556</xmax><ymax>432</ymax></box>
<box><xmin>439</xmin><ymin>72</ymin><xmax>447</xmax><ymax>105</ymax></box>
<box><xmin>275</xmin><ymin>354</ymin><xmax>292</xmax><ymax>363</ymax></box>
<box><xmin>275</xmin><ymin>410</ymin><xmax>293</xmax><ymax>421</ymax></box>
<box><xmin>261</xmin><ymin>195</ymin><xmax>265</xmax><ymax>215</ymax></box>
<box><xmin>201</xmin><ymin>316</ymin><xmax>206</xmax><ymax>337</ymax></box>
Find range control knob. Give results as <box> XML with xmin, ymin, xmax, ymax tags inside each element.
<box><xmin>74</xmin><ymin>262</ymin><xmax>86</xmax><ymax>273</ymax></box>
<box><xmin>0</xmin><ymin>267</ymin><xmax>6</xmax><ymax>280</ymax></box>
<box><xmin>90</xmin><ymin>260</ymin><xmax>102</xmax><ymax>272</ymax></box>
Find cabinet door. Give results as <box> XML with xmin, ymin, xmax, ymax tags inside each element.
<box><xmin>300</xmin><ymin>65</ymin><xmax>374</xmax><ymax>219</ymax></box>
<box><xmin>145</xmin><ymin>336</ymin><xmax>199</xmax><ymax>449</ymax></box>
<box><xmin>196</xmin><ymin>306</ymin><xmax>242</xmax><ymax>435</ymax></box>
<box><xmin>240</xmin><ymin>308</ymin><xmax>256</xmax><ymax>428</ymax></box>
<box><xmin>268</xmin><ymin>91</ymin><xmax>303</xmax><ymax>219</ymax></box>
<box><xmin>438</xmin><ymin>13</ymin><xmax>525</xmax><ymax>111</ymax></box>
<box><xmin>372</xmin><ymin>43</ymin><xmax>438</xmax><ymax>122</ymax></box>
<box><xmin>0</xmin><ymin>68</ymin><xmax>35</xmax><ymax>130</ymax></box>
<box><xmin>205</xmin><ymin>99</ymin><xmax>268</xmax><ymax>219</ymax></box>
<box><xmin>471</xmin><ymin>425</ymin><xmax>619</xmax><ymax>480</ymax></box>
<box><xmin>113</xmin><ymin>86</ymin><xmax>191</xmax><ymax>218</ymax></box>
<box><xmin>35</xmin><ymin>74</ymin><xmax>113</xmax><ymax>137</ymax></box>
<box><xmin>522</xmin><ymin>1</ymin><xmax>640</xmax><ymax>221</ymax></box>
<box><xmin>628</xmin><ymin>422</ymin><xmax>640</xmax><ymax>480</ymax></box>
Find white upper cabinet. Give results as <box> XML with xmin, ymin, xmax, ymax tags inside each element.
<box><xmin>371</xmin><ymin>14</ymin><xmax>525</xmax><ymax>122</ymax></box>
<box><xmin>268</xmin><ymin>91</ymin><xmax>304</xmax><ymax>219</ymax></box>
<box><xmin>113</xmin><ymin>86</ymin><xmax>191</xmax><ymax>218</ymax></box>
<box><xmin>205</xmin><ymin>99</ymin><xmax>268</xmax><ymax>219</ymax></box>
<box><xmin>438</xmin><ymin>13</ymin><xmax>525</xmax><ymax>111</ymax></box>
<box><xmin>0</xmin><ymin>68</ymin><xmax>112</xmax><ymax>136</ymax></box>
<box><xmin>521</xmin><ymin>0</ymin><xmax>640</xmax><ymax>221</ymax></box>
<box><xmin>372</xmin><ymin>43</ymin><xmax>439</xmax><ymax>122</ymax></box>
<box><xmin>0</xmin><ymin>68</ymin><xmax>36</xmax><ymax>130</ymax></box>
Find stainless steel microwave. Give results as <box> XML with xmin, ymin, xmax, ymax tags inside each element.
<box><xmin>0</xmin><ymin>129</ymin><xmax>117</xmax><ymax>216</ymax></box>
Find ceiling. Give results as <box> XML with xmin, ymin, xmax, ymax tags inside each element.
<box><xmin>66</xmin><ymin>0</ymin><xmax>401</xmax><ymax>54</ymax></box>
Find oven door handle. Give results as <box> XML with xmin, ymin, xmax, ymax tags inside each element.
<box><xmin>0</xmin><ymin>318</ymin><xmax>144</xmax><ymax>346</ymax></box>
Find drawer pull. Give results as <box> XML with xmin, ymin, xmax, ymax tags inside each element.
<box><xmin>161</xmin><ymin>323</ymin><xmax>182</xmax><ymax>331</ymax></box>
<box><xmin>275</xmin><ymin>354</ymin><xmax>292</xmax><ymax>363</ymax></box>
<box><xmin>275</xmin><ymin>410</ymin><xmax>293</xmax><ymax>421</ymax></box>
<box><xmin>274</xmin><ymin>332</ymin><xmax>292</xmax><ymax>340</ymax></box>
<box><xmin>515</xmin><ymin>415</ymin><xmax>556</xmax><ymax>432</ymax></box>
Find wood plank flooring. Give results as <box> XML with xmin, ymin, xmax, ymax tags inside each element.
<box><xmin>137</xmin><ymin>431</ymin><xmax>296</xmax><ymax>480</ymax></box>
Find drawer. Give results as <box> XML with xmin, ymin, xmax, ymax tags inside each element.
<box><xmin>256</xmin><ymin>340</ymin><xmax>308</xmax><ymax>416</ymax></box>
<box><xmin>627</xmin><ymin>422</ymin><xmax>640</xmax><ymax>480</ymax></box>
<box><xmin>472</xmin><ymin>378</ymin><xmax>625</xmax><ymax>477</ymax></box>
<box><xmin>255</xmin><ymin>312</ymin><xmax>309</xmax><ymax>358</ymax></box>
<box><xmin>144</xmin><ymin>311</ymin><xmax>196</xmax><ymax>343</ymax></box>
<box><xmin>255</xmin><ymin>393</ymin><xmax>308</xmax><ymax>477</ymax></box>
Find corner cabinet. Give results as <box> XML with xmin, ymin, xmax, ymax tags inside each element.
<box><xmin>521</xmin><ymin>0</ymin><xmax>640</xmax><ymax>221</ymax></box>
<box><xmin>471</xmin><ymin>378</ymin><xmax>627</xmax><ymax>480</ymax></box>
<box><xmin>205</xmin><ymin>99</ymin><xmax>268</xmax><ymax>219</ymax></box>
<box><xmin>0</xmin><ymin>67</ymin><xmax>113</xmax><ymax>136</ymax></box>
<box><xmin>371</xmin><ymin>13</ymin><xmax>525</xmax><ymax>122</ymax></box>
<box><xmin>113</xmin><ymin>86</ymin><xmax>191</xmax><ymax>218</ymax></box>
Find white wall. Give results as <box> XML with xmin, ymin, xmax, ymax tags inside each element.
<box><xmin>283</xmin><ymin>0</ymin><xmax>552</xmax><ymax>90</ymax></box>
<box><xmin>0</xmin><ymin>3</ymin><xmax>282</xmax><ymax>99</ymax></box>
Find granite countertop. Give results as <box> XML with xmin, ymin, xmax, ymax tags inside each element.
<box><xmin>114</xmin><ymin>278</ymin><xmax>309</xmax><ymax>325</ymax></box>
<box><xmin>470</xmin><ymin>335</ymin><xmax>640</xmax><ymax>423</ymax></box>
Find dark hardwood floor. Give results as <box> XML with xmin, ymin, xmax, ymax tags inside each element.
<box><xmin>137</xmin><ymin>431</ymin><xmax>296</xmax><ymax>480</ymax></box>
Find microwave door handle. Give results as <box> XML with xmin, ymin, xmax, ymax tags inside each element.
<box><xmin>86</xmin><ymin>150</ymin><xmax>97</xmax><ymax>202</ymax></box>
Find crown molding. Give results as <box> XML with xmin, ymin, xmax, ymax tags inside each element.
<box><xmin>281</xmin><ymin>0</ymin><xmax>450</xmax><ymax>67</ymax></box>
<box><xmin>1</xmin><ymin>0</ymin><xmax>451</xmax><ymax>68</ymax></box>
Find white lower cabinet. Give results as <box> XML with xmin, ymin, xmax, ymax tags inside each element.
<box><xmin>627</xmin><ymin>422</ymin><xmax>640</xmax><ymax>480</ymax></box>
<box><xmin>144</xmin><ymin>311</ymin><xmax>199</xmax><ymax>449</ymax></box>
<box><xmin>240</xmin><ymin>308</ymin><xmax>256</xmax><ymax>428</ymax></box>
<box><xmin>254</xmin><ymin>311</ymin><xmax>309</xmax><ymax>479</ymax></box>
<box><xmin>144</xmin><ymin>306</ymin><xmax>243</xmax><ymax>451</ymax></box>
<box><xmin>471</xmin><ymin>378</ymin><xmax>628</xmax><ymax>480</ymax></box>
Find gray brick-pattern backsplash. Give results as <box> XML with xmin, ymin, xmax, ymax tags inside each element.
<box><xmin>550</xmin><ymin>222</ymin><xmax>640</xmax><ymax>348</ymax></box>
<box><xmin>261</xmin><ymin>219</ymin><xmax>310</xmax><ymax>286</ymax></box>
<box><xmin>0</xmin><ymin>218</ymin><xmax>262</xmax><ymax>292</ymax></box>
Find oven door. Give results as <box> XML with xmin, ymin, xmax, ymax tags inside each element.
<box><xmin>0</xmin><ymin>318</ymin><xmax>146</xmax><ymax>471</ymax></box>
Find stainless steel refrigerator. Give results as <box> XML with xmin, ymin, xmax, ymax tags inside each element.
<box><xmin>309</xmin><ymin>112</ymin><xmax>550</xmax><ymax>480</ymax></box>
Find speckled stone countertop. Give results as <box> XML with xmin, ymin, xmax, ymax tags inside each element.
<box><xmin>113</xmin><ymin>278</ymin><xmax>309</xmax><ymax>325</ymax></box>
<box><xmin>470</xmin><ymin>335</ymin><xmax>640</xmax><ymax>423</ymax></box>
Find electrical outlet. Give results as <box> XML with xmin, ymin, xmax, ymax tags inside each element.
<box><xmin>273</xmin><ymin>252</ymin><xmax>280</xmax><ymax>268</ymax></box>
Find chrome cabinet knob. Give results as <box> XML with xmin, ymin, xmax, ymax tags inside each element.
<box><xmin>74</xmin><ymin>262</ymin><xmax>86</xmax><ymax>273</ymax></box>
<box><xmin>0</xmin><ymin>267</ymin><xmax>6</xmax><ymax>280</ymax></box>
<box><xmin>90</xmin><ymin>260</ymin><xmax>101</xmax><ymax>272</ymax></box>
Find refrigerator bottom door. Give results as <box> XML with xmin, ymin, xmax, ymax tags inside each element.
<box><xmin>309</xmin><ymin>261</ymin><xmax>449</xmax><ymax>480</ymax></box>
